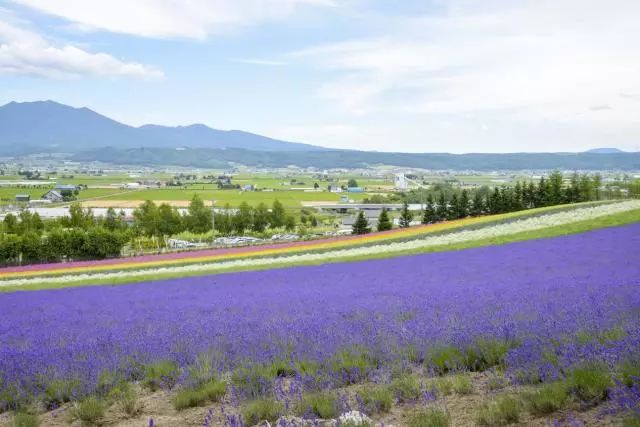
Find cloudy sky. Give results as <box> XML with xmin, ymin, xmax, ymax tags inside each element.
<box><xmin>1</xmin><ymin>0</ymin><xmax>639</xmax><ymax>153</ymax></box>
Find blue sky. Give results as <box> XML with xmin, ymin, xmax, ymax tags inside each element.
<box><xmin>1</xmin><ymin>0</ymin><xmax>639</xmax><ymax>153</ymax></box>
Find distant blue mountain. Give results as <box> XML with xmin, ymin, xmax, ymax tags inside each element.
<box><xmin>585</xmin><ymin>147</ymin><xmax>626</xmax><ymax>154</ymax></box>
<box><xmin>0</xmin><ymin>100</ymin><xmax>323</xmax><ymax>154</ymax></box>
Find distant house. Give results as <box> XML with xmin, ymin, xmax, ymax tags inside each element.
<box><xmin>15</xmin><ymin>194</ymin><xmax>30</xmax><ymax>203</ymax></box>
<box><xmin>347</xmin><ymin>187</ymin><xmax>364</xmax><ymax>193</ymax></box>
<box><xmin>124</xmin><ymin>182</ymin><xmax>141</xmax><ymax>189</ymax></box>
<box><xmin>243</xmin><ymin>184</ymin><xmax>255</xmax><ymax>192</ymax></box>
<box><xmin>42</xmin><ymin>190</ymin><xmax>64</xmax><ymax>203</ymax></box>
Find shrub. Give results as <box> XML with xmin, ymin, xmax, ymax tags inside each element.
<box><xmin>242</xmin><ymin>398</ymin><xmax>284</xmax><ymax>426</ymax></box>
<box><xmin>232</xmin><ymin>362</ymin><xmax>285</xmax><ymax>399</ymax></box>
<box><xmin>407</xmin><ymin>407</ymin><xmax>450</xmax><ymax>427</ymax></box>
<box><xmin>476</xmin><ymin>396</ymin><xmax>521</xmax><ymax>426</ymax></box>
<box><xmin>566</xmin><ymin>362</ymin><xmax>612</xmax><ymax>404</ymax></box>
<box><xmin>429</xmin><ymin>377</ymin><xmax>452</xmax><ymax>396</ymax></box>
<box><xmin>466</xmin><ymin>339</ymin><xmax>513</xmax><ymax>371</ymax></box>
<box><xmin>452</xmin><ymin>374</ymin><xmax>473</xmax><ymax>395</ymax></box>
<box><xmin>359</xmin><ymin>386</ymin><xmax>393</xmax><ymax>414</ymax></box>
<box><xmin>71</xmin><ymin>396</ymin><xmax>106</xmax><ymax>426</ymax></box>
<box><xmin>330</xmin><ymin>349</ymin><xmax>377</xmax><ymax>385</ymax></box>
<box><xmin>426</xmin><ymin>346</ymin><xmax>465</xmax><ymax>374</ymax></box>
<box><xmin>620</xmin><ymin>358</ymin><xmax>640</xmax><ymax>388</ymax></box>
<box><xmin>389</xmin><ymin>375</ymin><xmax>422</xmax><ymax>403</ymax></box>
<box><xmin>173</xmin><ymin>379</ymin><xmax>226</xmax><ymax>411</ymax></box>
<box><xmin>623</xmin><ymin>414</ymin><xmax>640</xmax><ymax>427</ymax></box>
<box><xmin>12</xmin><ymin>411</ymin><xmax>39</xmax><ymax>427</ymax></box>
<box><xmin>294</xmin><ymin>391</ymin><xmax>339</xmax><ymax>419</ymax></box>
<box><xmin>522</xmin><ymin>381</ymin><xmax>569</xmax><ymax>415</ymax></box>
<box><xmin>143</xmin><ymin>360</ymin><xmax>179</xmax><ymax>391</ymax></box>
<box><xmin>108</xmin><ymin>382</ymin><xmax>143</xmax><ymax>417</ymax></box>
<box><xmin>43</xmin><ymin>379</ymin><xmax>81</xmax><ymax>409</ymax></box>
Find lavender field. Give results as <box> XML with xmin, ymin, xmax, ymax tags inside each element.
<box><xmin>2</xmin><ymin>224</ymin><xmax>640</xmax><ymax>425</ymax></box>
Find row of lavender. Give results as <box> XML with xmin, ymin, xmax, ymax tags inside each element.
<box><xmin>1</xmin><ymin>224</ymin><xmax>639</xmax><ymax>414</ymax></box>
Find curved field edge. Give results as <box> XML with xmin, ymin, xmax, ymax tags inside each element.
<box><xmin>3</xmin><ymin>205</ymin><xmax>639</xmax><ymax>292</ymax></box>
<box><xmin>0</xmin><ymin>201</ymin><xmax>618</xmax><ymax>280</ymax></box>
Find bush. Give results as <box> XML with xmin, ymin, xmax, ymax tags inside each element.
<box><xmin>173</xmin><ymin>379</ymin><xmax>226</xmax><ymax>410</ymax></box>
<box><xmin>12</xmin><ymin>411</ymin><xmax>39</xmax><ymax>427</ymax></box>
<box><xmin>71</xmin><ymin>396</ymin><xmax>106</xmax><ymax>426</ymax></box>
<box><xmin>522</xmin><ymin>381</ymin><xmax>569</xmax><ymax>415</ymax></box>
<box><xmin>389</xmin><ymin>375</ymin><xmax>422</xmax><ymax>403</ymax></box>
<box><xmin>330</xmin><ymin>349</ymin><xmax>377</xmax><ymax>385</ymax></box>
<box><xmin>407</xmin><ymin>407</ymin><xmax>450</xmax><ymax>427</ymax></box>
<box><xmin>359</xmin><ymin>386</ymin><xmax>393</xmax><ymax>414</ymax></box>
<box><xmin>426</xmin><ymin>346</ymin><xmax>465</xmax><ymax>374</ymax></box>
<box><xmin>476</xmin><ymin>396</ymin><xmax>521</xmax><ymax>426</ymax></box>
<box><xmin>143</xmin><ymin>360</ymin><xmax>179</xmax><ymax>391</ymax></box>
<box><xmin>465</xmin><ymin>339</ymin><xmax>513</xmax><ymax>371</ymax></box>
<box><xmin>107</xmin><ymin>382</ymin><xmax>143</xmax><ymax>417</ymax></box>
<box><xmin>429</xmin><ymin>377</ymin><xmax>452</xmax><ymax>396</ymax></box>
<box><xmin>232</xmin><ymin>361</ymin><xmax>292</xmax><ymax>399</ymax></box>
<box><xmin>294</xmin><ymin>391</ymin><xmax>339</xmax><ymax>419</ymax></box>
<box><xmin>620</xmin><ymin>358</ymin><xmax>640</xmax><ymax>388</ymax></box>
<box><xmin>452</xmin><ymin>374</ymin><xmax>473</xmax><ymax>395</ymax></box>
<box><xmin>566</xmin><ymin>362</ymin><xmax>612</xmax><ymax>404</ymax></box>
<box><xmin>43</xmin><ymin>378</ymin><xmax>81</xmax><ymax>409</ymax></box>
<box><xmin>242</xmin><ymin>398</ymin><xmax>284</xmax><ymax>426</ymax></box>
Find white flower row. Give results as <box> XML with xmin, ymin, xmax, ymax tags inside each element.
<box><xmin>2</xmin><ymin>201</ymin><xmax>639</xmax><ymax>288</ymax></box>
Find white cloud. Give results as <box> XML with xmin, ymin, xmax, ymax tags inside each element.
<box><xmin>12</xmin><ymin>0</ymin><xmax>337</xmax><ymax>39</ymax></box>
<box><xmin>293</xmin><ymin>0</ymin><xmax>640</xmax><ymax>128</ymax></box>
<box><xmin>0</xmin><ymin>19</ymin><xmax>164</xmax><ymax>79</ymax></box>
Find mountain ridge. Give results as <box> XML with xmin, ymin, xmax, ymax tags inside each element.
<box><xmin>0</xmin><ymin>100</ymin><xmax>324</xmax><ymax>153</ymax></box>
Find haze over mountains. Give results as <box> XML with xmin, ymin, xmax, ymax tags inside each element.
<box><xmin>1</xmin><ymin>101</ymin><xmax>639</xmax><ymax>170</ymax></box>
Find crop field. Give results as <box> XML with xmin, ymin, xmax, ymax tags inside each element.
<box><xmin>1</xmin><ymin>216</ymin><xmax>640</xmax><ymax>426</ymax></box>
<box><xmin>0</xmin><ymin>202</ymin><xmax>639</xmax><ymax>426</ymax></box>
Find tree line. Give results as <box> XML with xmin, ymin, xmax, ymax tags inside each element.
<box><xmin>352</xmin><ymin>172</ymin><xmax>609</xmax><ymax>235</ymax></box>
<box><xmin>0</xmin><ymin>196</ymin><xmax>305</xmax><ymax>266</ymax></box>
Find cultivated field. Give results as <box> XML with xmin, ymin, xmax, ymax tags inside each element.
<box><xmin>0</xmin><ymin>201</ymin><xmax>639</xmax><ymax>426</ymax></box>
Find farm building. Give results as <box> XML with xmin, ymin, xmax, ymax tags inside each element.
<box><xmin>15</xmin><ymin>194</ymin><xmax>30</xmax><ymax>202</ymax></box>
<box><xmin>41</xmin><ymin>190</ymin><xmax>64</xmax><ymax>203</ymax></box>
<box><xmin>54</xmin><ymin>184</ymin><xmax>78</xmax><ymax>192</ymax></box>
<box><xmin>347</xmin><ymin>187</ymin><xmax>364</xmax><ymax>193</ymax></box>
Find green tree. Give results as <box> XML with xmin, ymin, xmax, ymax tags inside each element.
<box><xmin>471</xmin><ymin>191</ymin><xmax>485</xmax><ymax>216</ymax></box>
<box><xmin>133</xmin><ymin>200</ymin><xmax>160</xmax><ymax>237</ymax></box>
<box><xmin>399</xmin><ymin>201</ymin><xmax>413</xmax><ymax>228</ymax></box>
<box><xmin>0</xmin><ymin>234</ymin><xmax>21</xmax><ymax>264</ymax></box>
<box><xmin>252</xmin><ymin>203</ymin><xmax>269</xmax><ymax>233</ymax></box>
<box><xmin>352</xmin><ymin>210</ymin><xmax>370</xmax><ymax>235</ymax></box>
<box><xmin>234</xmin><ymin>202</ymin><xmax>253</xmax><ymax>234</ymax></box>
<box><xmin>347</xmin><ymin>178</ymin><xmax>358</xmax><ymax>188</ymax></box>
<box><xmin>549</xmin><ymin>171</ymin><xmax>564</xmax><ymax>205</ymax></box>
<box><xmin>270</xmin><ymin>200</ymin><xmax>286</xmax><ymax>228</ymax></box>
<box><xmin>435</xmin><ymin>192</ymin><xmax>448</xmax><ymax>221</ymax></box>
<box><xmin>2</xmin><ymin>213</ymin><xmax>18</xmax><ymax>234</ymax></box>
<box><xmin>458</xmin><ymin>190</ymin><xmax>470</xmax><ymax>218</ymax></box>
<box><xmin>158</xmin><ymin>203</ymin><xmax>184</xmax><ymax>236</ymax></box>
<box><xmin>377</xmin><ymin>208</ymin><xmax>392</xmax><ymax>231</ymax></box>
<box><xmin>68</xmin><ymin>203</ymin><xmax>94</xmax><ymax>229</ymax></box>
<box><xmin>185</xmin><ymin>195</ymin><xmax>212</xmax><ymax>234</ymax></box>
<box><xmin>421</xmin><ymin>194</ymin><xmax>435</xmax><ymax>224</ymax></box>
<box><xmin>20</xmin><ymin>232</ymin><xmax>42</xmax><ymax>263</ymax></box>
<box><xmin>284</xmin><ymin>215</ymin><xmax>296</xmax><ymax>232</ymax></box>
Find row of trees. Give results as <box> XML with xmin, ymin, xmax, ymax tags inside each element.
<box><xmin>132</xmin><ymin>196</ymin><xmax>301</xmax><ymax>237</ymax></box>
<box><xmin>0</xmin><ymin>196</ymin><xmax>309</xmax><ymax>266</ymax></box>
<box><xmin>353</xmin><ymin>172</ymin><xmax>609</xmax><ymax>235</ymax></box>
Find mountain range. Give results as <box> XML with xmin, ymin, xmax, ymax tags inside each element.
<box><xmin>1</xmin><ymin>101</ymin><xmax>639</xmax><ymax>170</ymax></box>
<box><xmin>0</xmin><ymin>100</ymin><xmax>321</xmax><ymax>154</ymax></box>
